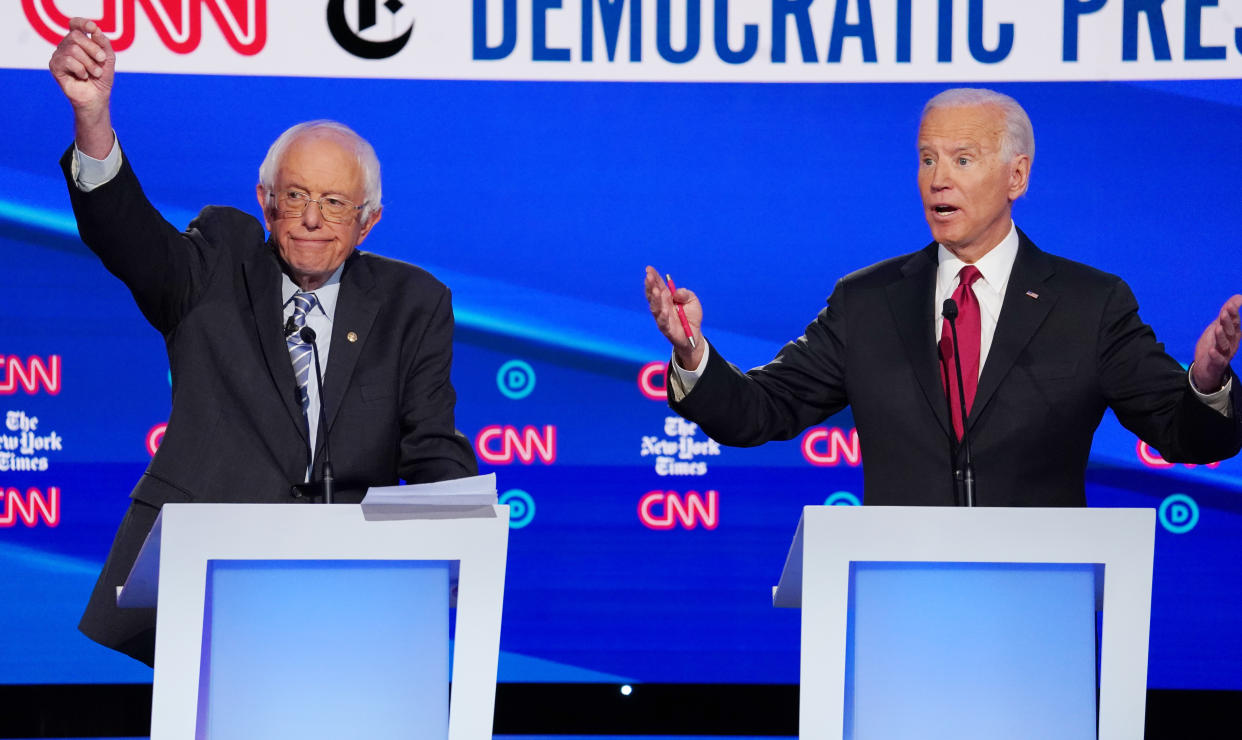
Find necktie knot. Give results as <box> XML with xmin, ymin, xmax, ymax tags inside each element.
<box><xmin>290</xmin><ymin>292</ymin><xmax>319</xmax><ymax>326</ymax></box>
<box><xmin>287</xmin><ymin>292</ymin><xmax>321</xmax><ymax>414</ymax></box>
<box><xmin>958</xmin><ymin>265</ymin><xmax>982</xmax><ymax>290</ymax></box>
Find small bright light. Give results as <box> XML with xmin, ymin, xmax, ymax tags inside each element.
<box><xmin>620</xmin><ymin>684</ymin><xmax>633</xmax><ymax>696</ymax></box>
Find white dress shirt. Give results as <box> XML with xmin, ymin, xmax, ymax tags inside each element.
<box><xmin>932</xmin><ymin>223</ymin><xmax>1020</xmax><ymax>373</ymax></box>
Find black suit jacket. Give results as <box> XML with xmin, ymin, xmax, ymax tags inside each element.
<box><xmin>672</xmin><ymin>231</ymin><xmax>1241</xmax><ymax>506</ymax></box>
<box><xmin>63</xmin><ymin>147</ymin><xmax>477</xmax><ymax>663</ymax></box>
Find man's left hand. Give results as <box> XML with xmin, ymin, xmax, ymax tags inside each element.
<box><xmin>1192</xmin><ymin>295</ymin><xmax>1242</xmax><ymax>393</ymax></box>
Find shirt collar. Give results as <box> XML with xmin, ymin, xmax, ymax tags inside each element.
<box><xmin>935</xmin><ymin>221</ymin><xmax>1020</xmax><ymax>297</ymax></box>
<box><xmin>281</xmin><ymin>262</ymin><xmax>344</xmax><ymax>321</ymax></box>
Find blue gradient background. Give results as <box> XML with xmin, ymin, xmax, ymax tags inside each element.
<box><xmin>1</xmin><ymin>70</ymin><xmax>1240</xmax><ymax>688</ymax></box>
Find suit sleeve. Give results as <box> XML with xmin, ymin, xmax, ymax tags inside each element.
<box><xmin>60</xmin><ymin>145</ymin><xmax>224</xmax><ymax>335</ymax></box>
<box><xmin>396</xmin><ymin>286</ymin><xmax>478</xmax><ymax>483</ymax></box>
<box><xmin>1100</xmin><ymin>279</ymin><xmax>1242</xmax><ymax>463</ymax></box>
<box><xmin>669</xmin><ymin>279</ymin><xmax>852</xmax><ymax>446</ymax></box>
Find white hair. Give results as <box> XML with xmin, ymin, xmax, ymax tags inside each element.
<box><xmin>922</xmin><ymin>88</ymin><xmax>1035</xmax><ymax>164</ymax></box>
<box><xmin>258</xmin><ymin>120</ymin><xmax>382</xmax><ymax>220</ymax></box>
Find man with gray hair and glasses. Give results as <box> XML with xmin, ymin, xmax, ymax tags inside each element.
<box><xmin>646</xmin><ymin>87</ymin><xmax>1241</xmax><ymax>507</ymax></box>
<box><xmin>51</xmin><ymin>18</ymin><xmax>477</xmax><ymax>665</ymax></box>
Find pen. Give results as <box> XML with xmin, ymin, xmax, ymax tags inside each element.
<box><xmin>665</xmin><ymin>274</ymin><xmax>697</xmax><ymax>350</ymax></box>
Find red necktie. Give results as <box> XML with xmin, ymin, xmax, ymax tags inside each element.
<box><xmin>939</xmin><ymin>265</ymin><xmax>982</xmax><ymax>440</ymax></box>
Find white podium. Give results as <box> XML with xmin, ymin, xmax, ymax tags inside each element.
<box><xmin>119</xmin><ymin>503</ymin><xmax>510</xmax><ymax>740</ymax></box>
<box><xmin>773</xmin><ymin>506</ymin><xmax>1155</xmax><ymax>740</ymax></box>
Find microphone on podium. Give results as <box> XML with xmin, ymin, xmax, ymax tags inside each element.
<box><xmin>298</xmin><ymin>326</ymin><xmax>335</xmax><ymax>505</ymax></box>
<box><xmin>942</xmin><ymin>299</ymin><xmax>975</xmax><ymax>507</ymax></box>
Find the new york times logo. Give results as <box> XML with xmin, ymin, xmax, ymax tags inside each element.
<box><xmin>328</xmin><ymin>0</ymin><xmax>413</xmax><ymax>59</ymax></box>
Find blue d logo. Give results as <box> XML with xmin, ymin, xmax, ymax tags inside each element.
<box><xmin>1158</xmin><ymin>494</ymin><xmax>1199</xmax><ymax>534</ymax></box>
<box><xmin>497</xmin><ymin>360</ymin><xmax>536</xmax><ymax>399</ymax></box>
<box><xmin>500</xmin><ymin>489</ymin><xmax>536</xmax><ymax>528</ymax></box>
<box><xmin>824</xmin><ymin>491</ymin><xmax>861</xmax><ymax>506</ymax></box>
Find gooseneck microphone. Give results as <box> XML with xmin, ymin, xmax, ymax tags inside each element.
<box><xmin>942</xmin><ymin>299</ymin><xmax>975</xmax><ymax>507</ymax></box>
<box><xmin>298</xmin><ymin>326</ymin><xmax>334</xmax><ymax>504</ymax></box>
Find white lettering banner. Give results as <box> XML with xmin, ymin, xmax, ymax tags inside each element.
<box><xmin>2</xmin><ymin>0</ymin><xmax>1240</xmax><ymax>81</ymax></box>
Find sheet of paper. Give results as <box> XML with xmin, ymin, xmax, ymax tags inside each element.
<box><xmin>361</xmin><ymin>473</ymin><xmax>498</xmax><ymax>508</ymax></box>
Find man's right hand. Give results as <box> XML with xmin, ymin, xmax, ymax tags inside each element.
<box><xmin>644</xmin><ymin>265</ymin><xmax>705</xmax><ymax>371</ymax></box>
<box><xmin>49</xmin><ymin>17</ymin><xmax>115</xmax><ymax>158</ymax></box>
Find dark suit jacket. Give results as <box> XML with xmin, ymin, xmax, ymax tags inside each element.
<box><xmin>62</xmin><ymin>147</ymin><xmax>477</xmax><ymax>664</ymax></box>
<box><xmin>672</xmin><ymin>231</ymin><xmax>1241</xmax><ymax>507</ymax></box>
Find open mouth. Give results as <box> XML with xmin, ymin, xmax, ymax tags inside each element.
<box><xmin>933</xmin><ymin>205</ymin><xmax>959</xmax><ymax>216</ymax></box>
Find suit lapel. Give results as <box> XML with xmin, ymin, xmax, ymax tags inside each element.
<box><xmin>887</xmin><ymin>244</ymin><xmax>954</xmax><ymax>439</ymax></box>
<box><xmin>967</xmin><ymin>232</ymin><xmax>1058</xmax><ymax>435</ymax></box>
<box><xmin>243</xmin><ymin>242</ymin><xmax>307</xmax><ymax>443</ymax></box>
<box><xmin>318</xmin><ymin>251</ymin><xmax>380</xmax><ymax>458</ymax></box>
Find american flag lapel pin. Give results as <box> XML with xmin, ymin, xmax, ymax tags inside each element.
<box><xmin>1025</xmin><ymin>290</ymin><xmax>1040</xmax><ymax>300</ymax></box>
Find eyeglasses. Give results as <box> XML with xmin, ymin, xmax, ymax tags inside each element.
<box><xmin>271</xmin><ymin>188</ymin><xmax>364</xmax><ymax>223</ymax></box>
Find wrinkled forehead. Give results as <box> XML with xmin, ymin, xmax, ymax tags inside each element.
<box><xmin>275</xmin><ymin>131</ymin><xmax>365</xmax><ymax>191</ymax></box>
<box><xmin>917</xmin><ymin>104</ymin><xmax>1006</xmax><ymax>151</ymax></box>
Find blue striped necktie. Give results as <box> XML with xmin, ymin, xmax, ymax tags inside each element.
<box><xmin>286</xmin><ymin>292</ymin><xmax>319</xmax><ymax>413</ymax></box>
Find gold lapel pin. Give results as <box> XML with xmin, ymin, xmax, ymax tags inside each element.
<box><xmin>347</xmin><ymin>331</ymin><xmax>358</xmax><ymax>343</ymax></box>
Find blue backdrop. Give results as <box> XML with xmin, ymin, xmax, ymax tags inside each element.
<box><xmin>2</xmin><ymin>70</ymin><xmax>1240</xmax><ymax>688</ymax></box>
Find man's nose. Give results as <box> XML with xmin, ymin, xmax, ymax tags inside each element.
<box><xmin>929</xmin><ymin>162</ymin><xmax>952</xmax><ymax>190</ymax></box>
<box><xmin>301</xmin><ymin>200</ymin><xmax>324</xmax><ymax>228</ymax></box>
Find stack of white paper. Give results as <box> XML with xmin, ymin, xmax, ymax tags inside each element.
<box><xmin>361</xmin><ymin>473</ymin><xmax>498</xmax><ymax>519</ymax></box>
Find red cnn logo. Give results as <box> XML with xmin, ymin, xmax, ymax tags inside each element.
<box><xmin>638</xmin><ymin>361</ymin><xmax>667</xmax><ymax>400</ymax></box>
<box><xmin>802</xmin><ymin>427</ymin><xmax>861</xmax><ymax>466</ymax></box>
<box><xmin>1</xmin><ymin>486</ymin><xmax>60</xmax><ymax>527</ymax></box>
<box><xmin>638</xmin><ymin>490</ymin><xmax>718</xmax><ymax>530</ymax></box>
<box><xmin>146</xmin><ymin>423</ymin><xmax>167</xmax><ymax>456</ymax></box>
<box><xmin>1136</xmin><ymin>440</ymin><xmax>1220</xmax><ymax>470</ymax></box>
<box><xmin>23</xmin><ymin>0</ymin><xmax>267</xmax><ymax>55</ymax></box>
<box><xmin>475</xmin><ymin>425</ymin><xmax>557</xmax><ymax>465</ymax></box>
<box><xmin>0</xmin><ymin>355</ymin><xmax>61</xmax><ymax>395</ymax></box>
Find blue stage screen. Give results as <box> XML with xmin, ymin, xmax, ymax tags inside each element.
<box><xmin>2</xmin><ymin>67</ymin><xmax>1240</xmax><ymax>689</ymax></box>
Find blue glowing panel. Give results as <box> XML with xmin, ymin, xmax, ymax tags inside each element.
<box><xmin>196</xmin><ymin>560</ymin><xmax>448</xmax><ymax>740</ymax></box>
<box><xmin>845</xmin><ymin>563</ymin><xmax>1098</xmax><ymax>740</ymax></box>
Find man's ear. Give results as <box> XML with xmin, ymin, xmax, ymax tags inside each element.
<box><xmin>255</xmin><ymin>184</ymin><xmax>272</xmax><ymax>231</ymax></box>
<box><xmin>356</xmin><ymin>206</ymin><xmax>382</xmax><ymax>246</ymax></box>
<box><xmin>1008</xmin><ymin>154</ymin><xmax>1031</xmax><ymax>201</ymax></box>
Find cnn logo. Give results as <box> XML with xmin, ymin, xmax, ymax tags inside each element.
<box><xmin>1</xmin><ymin>486</ymin><xmax>60</xmax><ymax>527</ymax></box>
<box><xmin>23</xmin><ymin>0</ymin><xmax>266</xmax><ymax>54</ymax></box>
<box><xmin>0</xmin><ymin>355</ymin><xmax>61</xmax><ymax>395</ymax></box>
<box><xmin>475</xmin><ymin>425</ymin><xmax>557</xmax><ymax>465</ymax></box>
<box><xmin>639</xmin><ymin>489</ymin><xmax>718</xmax><ymax>530</ymax></box>
<box><xmin>801</xmin><ymin>427</ymin><xmax>860</xmax><ymax>466</ymax></box>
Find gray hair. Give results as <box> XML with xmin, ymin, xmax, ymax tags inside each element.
<box><xmin>258</xmin><ymin>120</ymin><xmax>382</xmax><ymax>220</ymax></box>
<box><xmin>922</xmin><ymin>88</ymin><xmax>1035</xmax><ymax>164</ymax></box>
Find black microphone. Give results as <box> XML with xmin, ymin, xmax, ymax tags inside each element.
<box><xmin>942</xmin><ymin>298</ymin><xmax>975</xmax><ymax>507</ymax></box>
<box><xmin>283</xmin><ymin>315</ymin><xmax>297</xmax><ymax>338</ymax></box>
<box><xmin>298</xmin><ymin>326</ymin><xmax>335</xmax><ymax>505</ymax></box>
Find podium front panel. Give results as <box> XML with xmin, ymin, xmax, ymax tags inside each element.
<box><xmin>145</xmin><ymin>504</ymin><xmax>509</xmax><ymax>740</ymax></box>
<box><xmin>781</xmin><ymin>506</ymin><xmax>1154</xmax><ymax>740</ymax></box>
<box><xmin>844</xmin><ymin>562</ymin><xmax>1097</xmax><ymax>740</ymax></box>
<box><xmin>196</xmin><ymin>560</ymin><xmax>449</xmax><ymax>740</ymax></box>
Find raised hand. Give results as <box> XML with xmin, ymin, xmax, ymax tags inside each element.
<box><xmin>644</xmin><ymin>265</ymin><xmax>705</xmax><ymax>370</ymax></box>
<box><xmin>48</xmin><ymin>17</ymin><xmax>115</xmax><ymax>158</ymax></box>
<box><xmin>1192</xmin><ymin>294</ymin><xmax>1242</xmax><ymax>393</ymax></box>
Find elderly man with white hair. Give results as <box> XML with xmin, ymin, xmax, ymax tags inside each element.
<box><xmin>646</xmin><ymin>87</ymin><xmax>1241</xmax><ymax>508</ymax></box>
<box><xmin>51</xmin><ymin>18</ymin><xmax>476</xmax><ymax>665</ymax></box>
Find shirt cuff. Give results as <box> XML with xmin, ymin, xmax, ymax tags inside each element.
<box><xmin>667</xmin><ymin>343</ymin><xmax>711</xmax><ymax>402</ymax></box>
<box><xmin>72</xmin><ymin>134</ymin><xmax>122</xmax><ymax>192</ymax></box>
<box><xmin>1188</xmin><ymin>364</ymin><xmax>1233</xmax><ymax>418</ymax></box>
